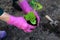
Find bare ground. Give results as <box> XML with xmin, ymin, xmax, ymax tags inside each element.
<box><xmin>0</xmin><ymin>0</ymin><xmax>60</xmax><ymax>40</ymax></box>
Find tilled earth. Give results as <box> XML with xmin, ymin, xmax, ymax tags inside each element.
<box><xmin>0</xmin><ymin>0</ymin><xmax>60</xmax><ymax>40</ymax></box>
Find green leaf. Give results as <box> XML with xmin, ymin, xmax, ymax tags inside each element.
<box><xmin>30</xmin><ymin>20</ymin><xmax>36</xmax><ymax>24</ymax></box>
<box><xmin>29</xmin><ymin>0</ymin><xmax>43</xmax><ymax>10</ymax></box>
<box><xmin>24</xmin><ymin>12</ymin><xmax>36</xmax><ymax>24</ymax></box>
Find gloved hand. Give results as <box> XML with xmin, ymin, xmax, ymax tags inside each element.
<box><xmin>18</xmin><ymin>0</ymin><xmax>40</xmax><ymax>26</ymax></box>
<box><xmin>7</xmin><ymin>15</ymin><xmax>36</xmax><ymax>32</ymax></box>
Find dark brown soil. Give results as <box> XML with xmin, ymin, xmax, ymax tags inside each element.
<box><xmin>0</xmin><ymin>0</ymin><xmax>60</xmax><ymax>40</ymax></box>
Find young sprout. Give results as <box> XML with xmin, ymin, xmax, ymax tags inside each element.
<box><xmin>24</xmin><ymin>12</ymin><xmax>36</xmax><ymax>24</ymax></box>
<box><xmin>29</xmin><ymin>0</ymin><xmax>43</xmax><ymax>10</ymax></box>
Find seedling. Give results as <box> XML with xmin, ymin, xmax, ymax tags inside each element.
<box><xmin>29</xmin><ymin>0</ymin><xmax>43</xmax><ymax>10</ymax></box>
<box><xmin>24</xmin><ymin>12</ymin><xmax>36</xmax><ymax>24</ymax></box>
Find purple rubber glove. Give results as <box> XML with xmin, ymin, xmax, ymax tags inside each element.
<box><xmin>0</xmin><ymin>31</ymin><xmax>6</xmax><ymax>39</ymax></box>
<box><xmin>7</xmin><ymin>16</ymin><xmax>36</xmax><ymax>32</ymax></box>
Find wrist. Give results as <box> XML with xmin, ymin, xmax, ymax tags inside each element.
<box><xmin>0</xmin><ymin>12</ymin><xmax>10</xmax><ymax>22</ymax></box>
<box><xmin>19</xmin><ymin>0</ymin><xmax>24</xmax><ymax>2</ymax></box>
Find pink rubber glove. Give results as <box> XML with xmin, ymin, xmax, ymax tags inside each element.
<box><xmin>18</xmin><ymin>0</ymin><xmax>33</xmax><ymax>13</ymax></box>
<box><xmin>7</xmin><ymin>15</ymin><xmax>36</xmax><ymax>32</ymax></box>
<box><xmin>18</xmin><ymin>0</ymin><xmax>40</xmax><ymax>25</ymax></box>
